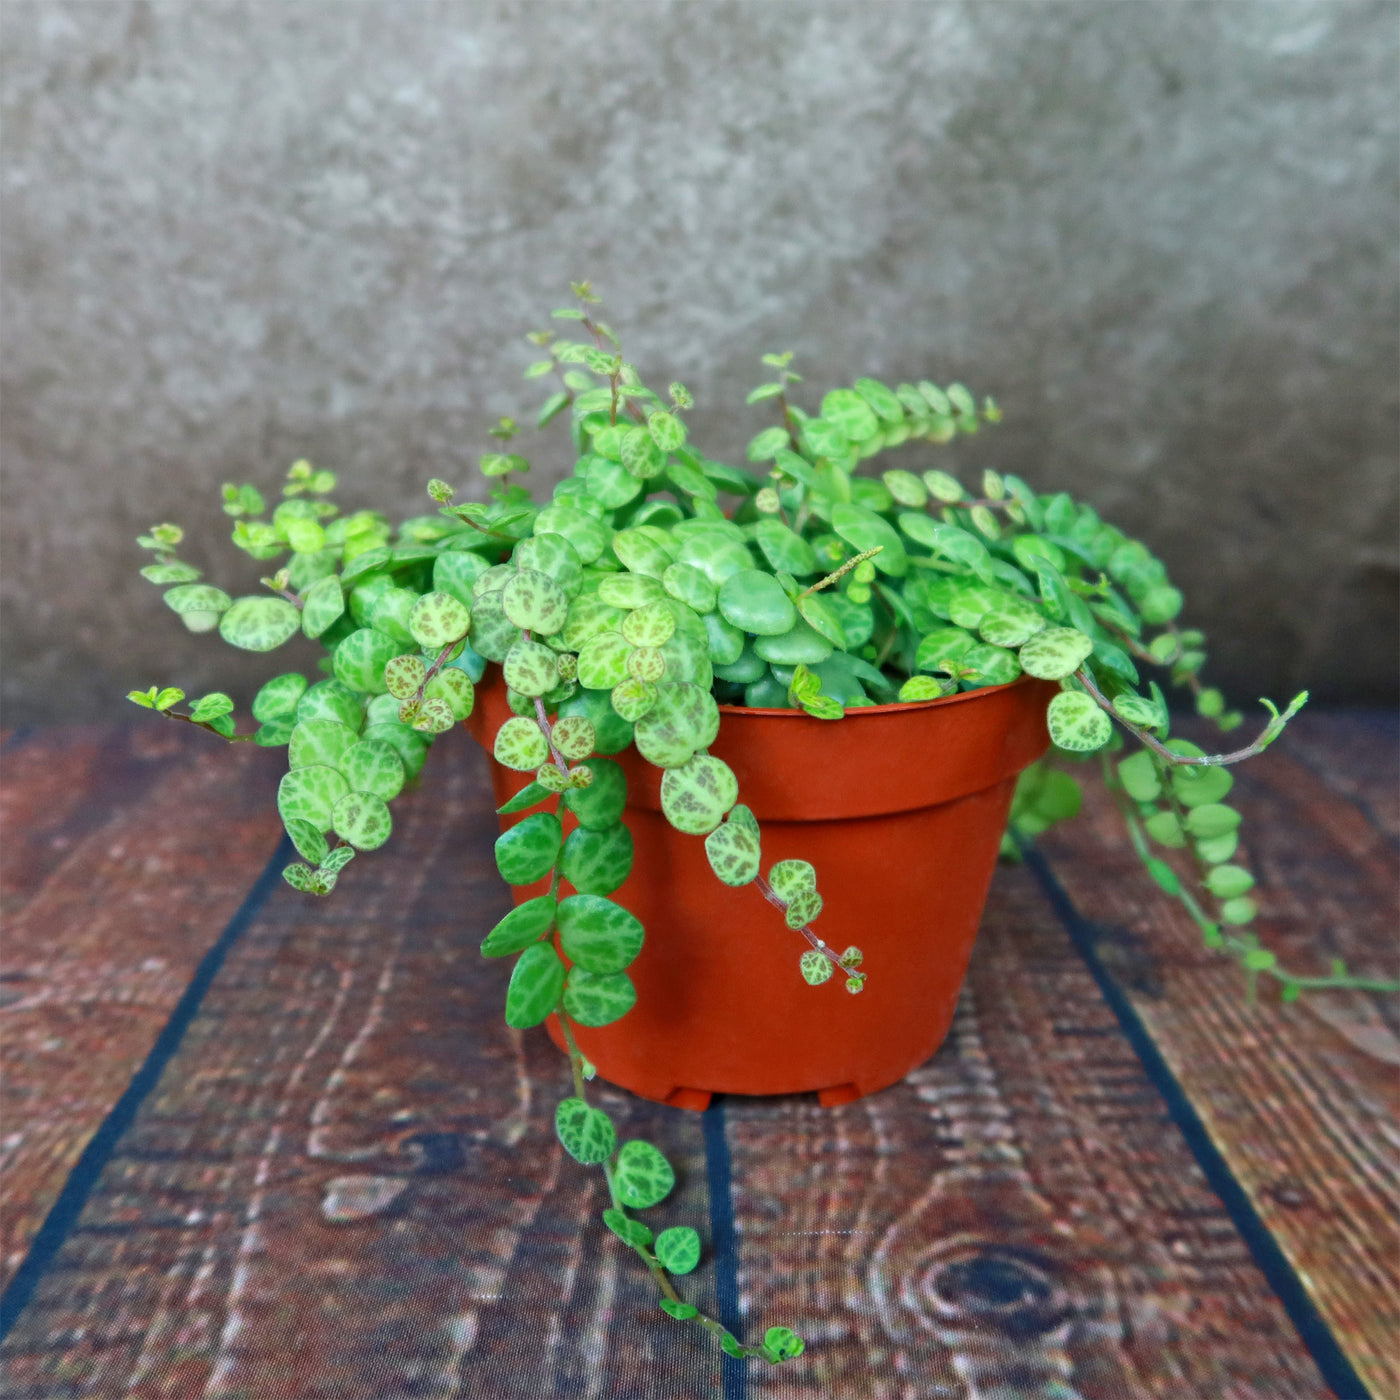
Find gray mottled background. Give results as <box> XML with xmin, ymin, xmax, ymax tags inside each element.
<box><xmin>2</xmin><ymin>0</ymin><xmax>1397</xmax><ymax>722</ymax></box>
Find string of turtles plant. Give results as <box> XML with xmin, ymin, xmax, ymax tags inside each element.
<box><xmin>129</xmin><ymin>284</ymin><xmax>1398</xmax><ymax>1366</ymax></box>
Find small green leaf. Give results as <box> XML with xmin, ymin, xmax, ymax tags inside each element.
<box><xmin>1117</xmin><ymin>750</ymin><xmax>1162</xmax><ymax>802</ymax></box>
<box><xmin>496</xmin><ymin>781</ymin><xmax>552</xmax><ymax>815</ymax></box>
<box><xmin>762</xmin><ymin>1326</ymin><xmax>806</xmax><ymax>1363</ymax></box>
<box><xmin>1019</xmin><ymin>627</ymin><xmax>1095</xmax><ymax>681</ymax></box>
<box><xmin>768</xmin><ymin>859</ymin><xmax>816</xmax><ymax>902</ymax></box>
<box><xmin>503</xmin><ymin>638</ymin><xmax>561</xmax><ymax>697</ymax></box>
<box><xmin>154</xmin><ymin>686</ymin><xmax>185</xmax><ymax>711</ymax></box>
<box><xmin>219</xmin><ymin>596</ymin><xmax>301</xmax><ymax>652</ymax></box>
<box><xmin>1205</xmin><ymin>863</ymin><xmax>1255</xmax><ymax>899</ymax></box>
<box><xmin>784</xmin><ymin>889</ymin><xmax>822</xmax><ymax>929</ymax></box>
<box><xmin>556</xmin><ymin>894</ymin><xmax>644</xmax><ymax>973</ymax></box>
<box><xmin>189</xmin><ymin>692</ymin><xmax>235</xmax><ymax>723</ymax></box>
<box><xmin>647</xmin><ymin>410</ymin><xmax>686</xmax><ymax>453</ymax></box>
<box><xmin>654</xmin><ymin>1226</ymin><xmax>702</xmax><ymax>1275</ymax></box>
<box><xmin>481</xmin><ymin>895</ymin><xmax>557</xmax><ymax>957</ymax></box>
<box><xmin>331</xmin><ymin>791</ymin><xmax>392</xmax><ymax>850</ymax></box>
<box><xmin>800</xmin><ymin>950</ymin><xmax>834</xmax><ymax>985</ymax></box>
<box><xmin>1242</xmin><ymin>946</ymin><xmax>1275</xmax><ymax>969</ymax></box>
<box><xmin>505</xmin><ymin>942</ymin><xmax>566</xmax><ymax>1028</ymax></box>
<box><xmin>1183</xmin><ymin>802</ymin><xmax>1242</xmax><ymax>840</ymax></box>
<box><xmin>127</xmin><ymin>687</ymin><xmax>158</xmax><ymax>709</ymax></box>
<box><xmin>1145</xmin><ymin>857</ymin><xmax>1181</xmax><ymax>895</ymax></box>
<box><xmin>562</xmin><ymin>966</ymin><xmax>637</xmax><ymax>1026</ymax></box>
<box><xmin>1046</xmin><ymin>691</ymin><xmax>1112</xmax><ymax>752</ymax></box>
<box><xmin>494</xmin><ymin>716</ymin><xmax>550</xmax><ymax>771</ymax></box>
<box><xmin>1222</xmin><ymin>896</ymin><xmax>1259</xmax><ymax>926</ymax></box>
<box><xmin>660</xmin><ymin>1299</ymin><xmax>700</xmax><ymax>1321</ymax></box>
<box><xmin>559</xmin><ymin>822</ymin><xmax>634</xmax><ymax>895</ymax></box>
<box><xmin>555</xmin><ymin>1097</ymin><xmax>616</xmax><ymax>1164</ymax></box>
<box><xmin>494</xmin><ymin>812</ymin><xmax>563</xmax><ymax>885</ymax></box>
<box><xmin>277</xmin><ymin>764</ymin><xmax>350</xmax><ymax>831</ymax></box>
<box><xmin>720</xmin><ymin>1333</ymin><xmax>748</xmax><ymax>1360</ymax></box>
<box><xmin>253</xmin><ymin>672</ymin><xmax>309</xmax><ymax>722</ymax></box>
<box><xmin>1145</xmin><ymin>809</ymin><xmax>1186</xmax><ymax>847</ymax></box>
<box><xmin>563</xmin><ymin>756</ymin><xmax>627</xmax><ymax>829</ymax></box>
<box><xmin>614</xmin><ymin>1139</ymin><xmax>675</xmax><ymax>1209</ymax></box>
<box><xmin>704</xmin><ymin>805</ymin><xmax>762</xmax><ymax>886</ymax></box>
<box><xmin>602</xmin><ymin>1209</ymin><xmax>653</xmax><ymax>1249</ymax></box>
<box><xmin>284</xmin><ymin>817</ymin><xmax>329</xmax><ymax>865</ymax></box>
<box><xmin>660</xmin><ymin>754</ymin><xmax>739</xmax><ymax>835</ymax></box>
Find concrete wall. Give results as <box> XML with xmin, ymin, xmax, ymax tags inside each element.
<box><xmin>3</xmin><ymin>0</ymin><xmax>1396</xmax><ymax>722</ymax></box>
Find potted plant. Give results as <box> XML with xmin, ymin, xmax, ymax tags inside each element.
<box><xmin>127</xmin><ymin>284</ymin><xmax>1395</xmax><ymax>1366</ymax></box>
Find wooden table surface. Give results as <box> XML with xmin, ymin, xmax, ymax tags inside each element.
<box><xmin>0</xmin><ymin>714</ymin><xmax>1395</xmax><ymax>1399</ymax></box>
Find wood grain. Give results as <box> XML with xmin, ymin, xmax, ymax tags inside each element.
<box><xmin>1035</xmin><ymin>714</ymin><xmax>1400</xmax><ymax>1400</ymax></box>
<box><xmin>2</xmin><ymin>736</ymin><xmax>722</xmax><ymax>1399</ymax></box>
<box><xmin>2</xmin><ymin>721</ymin><xmax>1389</xmax><ymax>1397</ymax></box>
<box><xmin>0</xmin><ymin>724</ymin><xmax>284</xmax><ymax>1291</ymax></box>
<box><xmin>728</xmin><ymin>865</ymin><xmax>1332</xmax><ymax>1400</ymax></box>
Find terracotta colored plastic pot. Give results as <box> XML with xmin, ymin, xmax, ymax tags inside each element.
<box><xmin>465</xmin><ymin>673</ymin><xmax>1056</xmax><ymax>1111</ymax></box>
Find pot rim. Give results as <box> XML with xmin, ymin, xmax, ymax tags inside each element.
<box><xmin>716</xmin><ymin>673</ymin><xmax>1041</xmax><ymax>719</ymax></box>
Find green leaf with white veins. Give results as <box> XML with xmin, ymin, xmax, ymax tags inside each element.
<box><xmin>614</xmin><ymin>1139</ymin><xmax>675</xmax><ymax>1208</ymax></box>
<box><xmin>562</xmin><ymin>967</ymin><xmax>637</xmax><ymax>1026</ymax></box>
<box><xmin>555</xmin><ymin>1097</ymin><xmax>616</xmax><ymax>1165</ymax></box>
<box><xmin>556</xmin><ymin>894</ymin><xmax>644</xmax><ymax>973</ymax></box>
<box><xmin>1019</xmin><ymin>627</ymin><xmax>1095</xmax><ymax>680</ymax></box>
<box><xmin>505</xmin><ymin>943</ymin><xmax>566</xmax><ymax>1028</ymax></box>
<box><xmin>1046</xmin><ymin>691</ymin><xmax>1112</xmax><ymax>751</ymax></box>
<box><xmin>660</xmin><ymin>754</ymin><xmax>739</xmax><ymax>834</ymax></box>
<box><xmin>705</xmin><ymin>806</ymin><xmax>761</xmax><ymax>885</ymax></box>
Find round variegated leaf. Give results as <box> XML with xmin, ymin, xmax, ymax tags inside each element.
<box><xmin>494</xmin><ymin>716</ymin><xmax>550</xmax><ymax>771</ymax></box>
<box><xmin>535</xmin><ymin>762</ymin><xmax>570</xmax><ymax>793</ymax></box>
<box><xmin>662</xmin><ymin>562</ymin><xmax>717</xmax><ymax>614</ymax></box>
<box><xmin>513</xmin><ymin>533</ymin><xmax>583</xmax><ymax>596</ymax></box>
<box><xmin>577</xmin><ymin>631</ymin><xmax>632</xmax><ymax>689</ymax></box>
<box><xmin>620</xmin><ymin>601</ymin><xmax>676</xmax><ymax>648</ymax></box>
<box><xmin>481</xmin><ymin>895</ymin><xmax>557</xmax><ymax>957</ymax></box>
<box><xmin>633</xmin><ymin>682</ymin><xmax>719</xmax><ymax>769</ymax></box>
<box><xmin>660</xmin><ymin>754</ymin><xmax>738</xmax><ymax>835</ymax></box>
<box><xmin>613</xmin><ymin>1139</ymin><xmax>674</xmax><ymax>1208</ymax></box>
<box><xmin>610</xmin><ymin>678</ymin><xmax>658</xmax><ymax>722</ymax></box>
<box><xmin>556</xmin><ymin>894</ymin><xmax>644</xmax><ymax>973</ymax></box>
<box><xmin>960</xmin><ymin>643</ymin><xmax>1022</xmax><ymax>687</ymax></box>
<box><xmin>655</xmin><ymin>1227</ymin><xmax>701</xmax><ymax>1276</ymax></box>
<box><xmin>1046</xmin><ymin>690</ymin><xmax>1113</xmax><ymax>751</ymax></box>
<box><xmin>332</xmin><ymin>792</ymin><xmax>392</xmax><ymax>850</ymax></box>
<box><xmin>562</xmin><ymin>967</ymin><xmax>637</xmax><ymax>1027</ymax></box>
<box><xmin>285</xmin><ymin>817</ymin><xmax>329</xmax><ymax>865</ymax></box>
<box><xmin>278</xmin><ymin>764</ymin><xmax>350</xmax><ymax>831</ymax></box>
<box><xmin>647</xmin><ymin>409</ymin><xmax>686</xmax><ymax>453</ymax></box>
<box><xmin>555</xmin><ymin>1097</ymin><xmax>616</xmax><ymax>1165</ymax></box>
<box><xmin>550</xmin><ymin>715</ymin><xmax>595</xmax><ymax>761</ymax></box>
<box><xmin>620</xmin><ymin>425</ymin><xmax>666</xmax><ymax>478</ymax></box>
<box><xmin>406</xmin><ymin>697</ymin><xmax>456</xmax><ymax>734</ymax></box>
<box><xmin>433</xmin><ymin>550</ymin><xmax>491</xmax><ymax>606</ymax></box>
<box><xmin>768</xmin><ymin>859</ymin><xmax>816</xmax><ymax>902</ymax></box>
<box><xmin>302</xmin><ymin>574</ymin><xmax>345</xmax><ymax>638</ymax></box>
<box><xmin>784</xmin><ymin>888</ymin><xmax>823</xmax><ymax>929</ymax></box>
<box><xmin>220</xmin><ymin>596</ymin><xmax>301</xmax><ymax>652</ymax></box>
<box><xmin>627</xmin><ymin>646</ymin><xmax>666</xmax><ymax>684</ymax></box>
<box><xmin>603</xmin><ymin>1209</ymin><xmax>653</xmax><ymax>1249</ymax></box>
<box><xmin>611</xmin><ymin>528</ymin><xmax>674</xmax><ymax>579</ymax></box>
<box><xmin>362</xmin><ymin>722</ymin><xmax>430</xmax><ymax>779</ymax></box>
<box><xmin>978</xmin><ymin>598</ymin><xmax>1046</xmax><ymax>648</ymax></box>
<box><xmin>341</xmin><ymin>738</ymin><xmax>405</xmax><ymax>801</ymax></box>
<box><xmin>598</xmin><ymin>573</ymin><xmax>667</xmax><ymax>610</ymax></box>
<box><xmin>297</xmin><ymin>679</ymin><xmax>365</xmax><ymax>729</ymax></box>
<box><xmin>333</xmin><ymin>628</ymin><xmax>410</xmax><ymax>694</ymax></box>
<box><xmin>501</xmin><ymin>569</ymin><xmax>568</xmax><ymax>635</ymax></box>
<box><xmin>800</xmin><ymin>949</ymin><xmax>834</xmax><ymax>985</ymax></box>
<box><xmin>424</xmin><ymin>667</ymin><xmax>474</xmax><ymax>720</ymax></box>
<box><xmin>505</xmin><ymin>943</ymin><xmax>566</xmax><ymax>1028</ymax></box>
<box><xmin>408</xmin><ymin>591</ymin><xmax>471</xmax><ymax>649</ymax></box>
<box><xmin>1019</xmin><ymin>627</ymin><xmax>1095</xmax><ymax>681</ymax></box>
<box><xmin>494</xmin><ymin>812</ymin><xmax>562</xmax><ymax>885</ymax></box>
<box><xmin>503</xmin><ymin>638</ymin><xmax>560</xmax><ymax>697</ymax></box>
<box><xmin>252</xmin><ymin>672</ymin><xmax>308</xmax><ymax>722</ymax></box>
<box><xmin>289</xmin><ymin>718</ymin><xmax>358</xmax><ymax>772</ymax></box>
<box><xmin>559</xmin><ymin>822</ymin><xmax>633</xmax><ymax>895</ymax></box>
<box><xmin>562</xmin><ymin>757</ymin><xmax>627</xmax><ymax>830</ymax></box>
<box><xmin>704</xmin><ymin>806</ymin><xmax>761</xmax><ymax>886</ymax></box>
<box><xmin>899</xmin><ymin>675</ymin><xmax>952</xmax><ymax>702</ymax></box>
<box><xmin>466</xmin><ymin>587</ymin><xmax>522</xmax><ymax>663</ymax></box>
<box><xmin>384</xmin><ymin>653</ymin><xmax>427</xmax><ymax>700</ymax></box>
<box><xmin>164</xmin><ymin>583</ymin><xmax>232</xmax><ymax>616</ymax></box>
<box><xmin>1113</xmin><ymin>693</ymin><xmax>1165</xmax><ymax>730</ymax></box>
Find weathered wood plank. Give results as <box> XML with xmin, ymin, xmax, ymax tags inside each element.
<box><xmin>729</xmin><ymin>865</ymin><xmax>1331</xmax><ymax>1400</ymax></box>
<box><xmin>0</xmin><ymin>725</ymin><xmax>284</xmax><ymax>1292</ymax></box>
<box><xmin>2</xmin><ymin>736</ymin><xmax>722</xmax><ymax>1398</ymax></box>
<box><xmin>1034</xmin><ymin>714</ymin><xmax>1400</xmax><ymax>1399</ymax></box>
